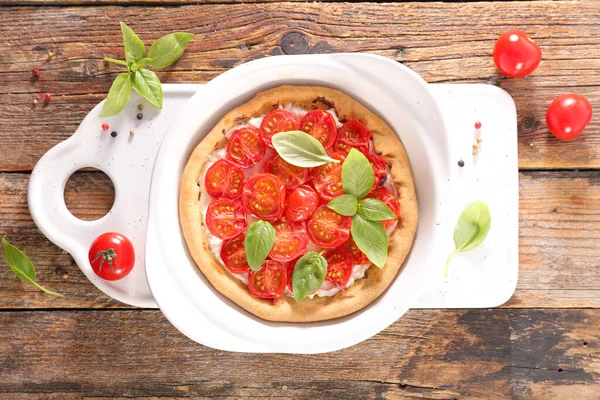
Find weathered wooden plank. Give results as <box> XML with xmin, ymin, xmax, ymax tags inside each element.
<box><xmin>0</xmin><ymin>309</ymin><xmax>597</xmax><ymax>399</ymax></box>
<box><xmin>1</xmin><ymin>2</ymin><xmax>599</xmax><ymax>170</ymax></box>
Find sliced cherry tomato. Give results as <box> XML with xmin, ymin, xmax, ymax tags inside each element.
<box><xmin>260</xmin><ymin>109</ymin><xmax>299</xmax><ymax>148</ymax></box>
<box><xmin>220</xmin><ymin>234</ymin><xmax>250</xmax><ymax>274</ymax></box>
<box><xmin>546</xmin><ymin>94</ymin><xmax>592</xmax><ymax>141</ymax></box>
<box><xmin>307</xmin><ymin>205</ymin><xmax>352</xmax><ymax>248</ymax></box>
<box><xmin>88</xmin><ymin>232</ymin><xmax>135</xmax><ymax>281</ymax></box>
<box><xmin>342</xmin><ymin>237</ymin><xmax>369</xmax><ymax>265</ymax></box>
<box><xmin>242</xmin><ymin>173</ymin><xmax>286</xmax><ymax>220</ymax></box>
<box><xmin>311</xmin><ymin>152</ymin><xmax>346</xmax><ymax>201</ymax></box>
<box><xmin>493</xmin><ymin>30</ymin><xmax>542</xmax><ymax>78</ymax></box>
<box><xmin>324</xmin><ymin>248</ymin><xmax>353</xmax><ymax>287</ymax></box>
<box><xmin>204</xmin><ymin>159</ymin><xmax>245</xmax><ymax>199</ymax></box>
<box><xmin>286</xmin><ymin>260</ymin><xmax>297</xmax><ymax>291</ymax></box>
<box><xmin>367</xmin><ymin>154</ymin><xmax>388</xmax><ymax>192</ymax></box>
<box><xmin>300</xmin><ymin>110</ymin><xmax>337</xmax><ymax>149</ymax></box>
<box><xmin>334</xmin><ymin>120</ymin><xmax>371</xmax><ymax>155</ymax></box>
<box><xmin>262</xmin><ymin>154</ymin><xmax>309</xmax><ymax>190</ymax></box>
<box><xmin>226</xmin><ymin>127</ymin><xmax>266</xmax><ymax>169</ymax></box>
<box><xmin>206</xmin><ymin>198</ymin><xmax>247</xmax><ymax>239</ymax></box>
<box><xmin>367</xmin><ymin>187</ymin><xmax>400</xmax><ymax>229</ymax></box>
<box><xmin>248</xmin><ymin>260</ymin><xmax>286</xmax><ymax>299</ymax></box>
<box><xmin>284</xmin><ymin>185</ymin><xmax>320</xmax><ymax>222</ymax></box>
<box><xmin>269</xmin><ymin>218</ymin><xmax>309</xmax><ymax>262</ymax></box>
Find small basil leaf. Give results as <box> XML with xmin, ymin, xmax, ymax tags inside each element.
<box><xmin>272</xmin><ymin>131</ymin><xmax>340</xmax><ymax>168</ymax></box>
<box><xmin>131</xmin><ymin>68</ymin><xmax>163</xmax><ymax>109</ymax></box>
<box><xmin>327</xmin><ymin>194</ymin><xmax>358</xmax><ymax>216</ymax></box>
<box><xmin>357</xmin><ymin>198</ymin><xmax>396</xmax><ymax>221</ymax></box>
<box><xmin>244</xmin><ymin>221</ymin><xmax>275</xmax><ymax>271</ymax></box>
<box><xmin>342</xmin><ymin>148</ymin><xmax>374</xmax><ymax>199</ymax></box>
<box><xmin>2</xmin><ymin>237</ymin><xmax>63</xmax><ymax>297</ymax></box>
<box><xmin>147</xmin><ymin>32</ymin><xmax>194</xmax><ymax>69</ymax></box>
<box><xmin>351</xmin><ymin>215</ymin><xmax>388</xmax><ymax>268</ymax></box>
<box><xmin>98</xmin><ymin>73</ymin><xmax>132</xmax><ymax>117</ymax></box>
<box><xmin>292</xmin><ymin>251</ymin><xmax>327</xmax><ymax>301</ymax></box>
<box><xmin>120</xmin><ymin>22</ymin><xmax>146</xmax><ymax>64</ymax></box>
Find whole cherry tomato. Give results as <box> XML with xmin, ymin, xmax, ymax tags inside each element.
<box><xmin>88</xmin><ymin>232</ymin><xmax>135</xmax><ymax>281</ymax></box>
<box><xmin>493</xmin><ymin>30</ymin><xmax>541</xmax><ymax>78</ymax></box>
<box><xmin>546</xmin><ymin>94</ymin><xmax>592</xmax><ymax>141</ymax></box>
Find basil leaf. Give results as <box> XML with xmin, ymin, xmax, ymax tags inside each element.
<box><xmin>357</xmin><ymin>198</ymin><xmax>395</xmax><ymax>221</ymax></box>
<box><xmin>342</xmin><ymin>148</ymin><xmax>374</xmax><ymax>199</ymax></box>
<box><xmin>272</xmin><ymin>131</ymin><xmax>340</xmax><ymax>168</ymax></box>
<box><xmin>131</xmin><ymin>68</ymin><xmax>163</xmax><ymax>109</ymax></box>
<box><xmin>120</xmin><ymin>22</ymin><xmax>146</xmax><ymax>64</ymax></box>
<box><xmin>2</xmin><ymin>237</ymin><xmax>63</xmax><ymax>297</ymax></box>
<box><xmin>445</xmin><ymin>201</ymin><xmax>491</xmax><ymax>275</ymax></box>
<box><xmin>292</xmin><ymin>251</ymin><xmax>327</xmax><ymax>301</ymax></box>
<box><xmin>351</xmin><ymin>215</ymin><xmax>388</xmax><ymax>268</ymax></box>
<box><xmin>136</xmin><ymin>57</ymin><xmax>153</xmax><ymax>69</ymax></box>
<box><xmin>244</xmin><ymin>221</ymin><xmax>275</xmax><ymax>271</ymax></box>
<box><xmin>98</xmin><ymin>73</ymin><xmax>132</xmax><ymax>117</ymax></box>
<box><xmin>327</xmin><ymin>194</ymin><xmax>358</xmax><ymax>216</ymax></box>
<box><xmin>147</xmin><ymin>32</ymin><xmax>194</xmax><ymax>69</ymax></box>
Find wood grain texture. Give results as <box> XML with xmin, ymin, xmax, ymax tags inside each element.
<box><xmin>1</xmin><ymin>2</ymin><xmax>600</xmax><ymax>171</ymax></box>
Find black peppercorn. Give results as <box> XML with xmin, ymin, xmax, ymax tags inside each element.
<box><xmin>458</xmin><ymin>159</ymin><xmax>465</xmax><ymax>167</ymax></box>
<box><xmin>110</xmin><ymin>131</ymin><xmax>117</xmax><ymax>137</ymax></box>
<box><xmin>137</xmin><ymin>113</ymin><xmax>143</xmax><ymax>120</ymax></box>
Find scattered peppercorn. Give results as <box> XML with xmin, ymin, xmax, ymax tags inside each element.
<box><xmin>47</xmin><ymin>50</ymin><xmax>54</xmax><ymax>59</ymax></box>
<box><xmin>458</xmin><ymin>159</ymin><xmax>465</xmax><ymax>167</ymax></box>
<box><xmin>136</xmin><ymin>113</ymin><xmax>143</xmax><ymax>120</ymax></box>
<box><xmin>473</xmin><ymin>144</ymin><xmax>479</xmax><ymax>149</ymax></box>
<box><xmin>475</xmin><ymin>121</ymin><xmax>482</xmax><ymax>129</ymax></box>
<box><xmin>476</xmin><ymin>137</ymin><xmax>483</xmax><ymax>143</ymax></box>
<box><xmin>102</xmin><ymin>123</ymin><xmax>109</xmax><ymax>131</ymax></box>
<box><xmin>32</xmin><ymin>68</ymin><xmax>41</xmax><ymax>78</ymax></box>
<box><xmin>36</xmin><ymin>93</ymin><xmax>44</xmax><ymax>100</ymax></box>
<box><xmin>111</xmin><ymin>131</ymin><xmax>118</xmax><ymax>137</ymax></box>
<box><xmin>44</xmin><ymin>92</ymin><xmax>52</xmax><ymax>102</ymax></box>
<box><xmin>32</xmin><ymin>98</ymin><xmax>38</xmax><ymax>105</ymax></box>
<box><xmin>137</xmin><ymin>104</ymin><xmax>144</xmax><ymax>111</ymax></box>
<box><xmin>129</xmin><ymin>130</ymin><xmax>135</xmax><ymax>136</ymax></box>
<box><xmin>472</xmin><ymin>150</ymin><xmax>479</xmax><ymax>156</ymax></box>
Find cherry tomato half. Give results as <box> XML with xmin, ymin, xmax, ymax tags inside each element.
<box><xmin>88</xmin><ymin>232</ymin><xmax>135</xmax><ymax>281</ymax></box>
<box><xmin>206</xmin><ymin>198</ymin><xmax>247</xmax><ymax>240</ymax></box>
<box><xmin>248</xmin><ymin>260</ymin><xmax>286</xmax><ymax>299</ymax></box>
<box><xmin>204</xmin><ymin>159</ymin><xmax>245</xmax><ymax>199</ymax></box>
<box><xmin>493</xmin><ymin>30</ymin><xmax>542</xmax><ymax>78</ymax></box>
<box><xmin>312</xmin><ymin>152</ymin><xmax>346</xmax><ymax>201</ymax></box>
<box><xmin>546</xmin><ymin>94</ymin><xmax>592</xmax><ymax>141</ymax></box>
<box><xmin>366</xmin><ymin>187</ymin><xmax>400</xmax><ymax>229</ymax></box>
<box><xmin>260</xmin><ymin>109</ymin><xmax>299</xmax><ymax>148</ymax></box>
<box><xmin>300</xmin><ymin>110</ymin><xmax>337</xmax><ymax>150</ymax></box>
<box><xmin>269</xmin><ymin>218</ymin><xmax>309</xmax><ymax>262</ymax></box>
<box><xmin>324</xmin><ymin>248</ymin><xmax>353</xmax><ymax>287</ymax></box>
<box><xmin>334</xmin><ymin>120</ymin><xmax>371</xmax><ymax>155</ymax></box>
<box><xmin>307</xmin><ymin>205</ymin><xmax>352</xmax><ymax>248</ymax></box>
<box><xmin>242</xmin><ymin>173</ymin><xmax>286</xmax><ymax>220</ymax></box>
<box><xmin>342</xmin><ymin>237</ymin><xmax>369</xmax><ymax>265</ymax></box>
<box><xmin>220</xmin><ymin>234</ymin><xmax>250</xmax><ymax>274</ymax></box>
<box><xmin>367</xmin><ymin>154</ymin><xmax>388</xmax><ymax>193</ymax></box>
<box><xmin>284</xmin><ymin>184</ymin><xmax>320</xmax><ymax>222</ymax></box>
<box><xmin>262</xmin><ymin>154</ymin><xmax>309</xmax><ymax>190</ymax></box>
<box><xmin>226</xmin><ymin>127</ymin><xmax>266</xmax><ymax>169</ymax></box>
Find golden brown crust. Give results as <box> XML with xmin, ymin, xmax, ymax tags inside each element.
<box><xmin>179</xmin><ymin>85</ymin><xmax>418</xmax><ymax>322</ymax></box>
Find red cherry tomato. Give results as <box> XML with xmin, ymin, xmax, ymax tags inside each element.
<box><xmin>286</xmin><ymin>259</ymin><xmax>298</xmax><ymax>292</ymax></box>
<box><xmin>220</xmin><ymin>234</ymin><xmax>250</xmax><ymax>274</ymax></box>
<box><xmin>262</xmin><ymin>154</ymin><xmax>309</xmax><ymax>190</ymax></box>
<box><xmin>324</xmin><ymin>248</ymin><xmax>353</xmax><ymax>287</ymax></box>
<box><xmin>260</xmin><ymin>109</ymin><xmax>298</xmax><ymax>148</ymax></box>
<box><xmin>493</xmin><ymin>30</ymin><xmax>542</xmax><ymax>78</ymax></box>
<box><xmin>546</xmin><ymin>94</ymin><xmax>592</xmax><ymax>141</ymax></box>
<box><xmin>206</xmin><ymin>198</ymin><xmax>247</xmax><ymax>240</ymax></box>
<box><xmin>284</xmin><ymin>185</ymin><xmax>320</xmax><ymax>222</ymax></box>
<box><xmin>242</xmin><ymin>173</ymin><xmax>286</xmax><ymax>220</ymax></box>
<box><xmin>88</xmin><ymin>232</ymin><xmax>135</xmax><ymax>281</ymax></box>
<box><xmin>342</xmin><ymin>237</ymin><xmax>369</xmax><ymax>265</ymax></box>
<box><xmin>269</xmin><ymin>218</ymin><xmax>309</xmax><ymax>262</ymax></box>
<box><xmin>300</xmin><ymin>110</ymin><xmax>337</xmax><ymax>150</ymax></box>
<box><xmin>307</xmin><ymin>205</ymin><xmax>352</xmax><ymax>248</ymax></box>
<box><xmin>311</xmin><ymin>152</ymin><xmax>346</xmax><ymax>201</ymax></box>
<box><xmin>226</xmin><ymin>127</ymin><xmax>266</xmax><ymax>168</ymax></box>
<box><xmin>366</xmin><ymin>187</ymin><xmax>400</xmax><ymax>229</ymax></box>
<box><xmin>204</xmin><ymin>159</ymin><xmax>245</xmax><ymax>199</ymax></box>
<box><xmin>334</xmin><ymin>120</ymin><xmax>371</xmax><ymax>155</ymax></box>
<box><xmin>248</xmin><ymin>260</ymin><xmax>286</xmax><ymax>299</ymax></box>
<box><xmin>367</xmin><ymin>154</ymin><xmax>388</xmax><ymax>192</ymax></box>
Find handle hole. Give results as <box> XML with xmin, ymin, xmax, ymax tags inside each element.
<box><xmin>64</xmin><ymin>168</ymin><xmax>115</xmax><ymax>221</ymax></box>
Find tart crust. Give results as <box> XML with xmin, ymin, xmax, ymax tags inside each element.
<box><xmin>179</xmin><ymin>86</ymin><xmax>418</xmax><ymax>322</ymax></box>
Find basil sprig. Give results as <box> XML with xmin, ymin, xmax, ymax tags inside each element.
<box><xmin>271</xmin><ymin>131</ymin><xmax>340</xmax><ymax>167</ymax></box>
<box><xmin>445</xmin><ymin>201</ymin><xmax>491</xmax><ymax>276</ymax></box>
<box><xmin>292</xmin><ymin>251</ymin><xmax>328</xmax><ymax>301</ymax></box>
<box><xmin>244</xmin><ymin>220</ymin><xmax>275</xmax><ymax>271</ymax></box>
<box><xmin>100</xmin><ymin>22</ymin><xmax>194</xmax><ymax>117</ymax></box>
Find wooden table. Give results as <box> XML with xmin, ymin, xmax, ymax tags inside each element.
<box><xmin>1</xmin><ymin>1</ymin><xmax>599</xmax><ymax>398</ymax></box>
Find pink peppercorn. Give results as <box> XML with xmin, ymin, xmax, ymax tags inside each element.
<box><xmin>475</xmin><ymin>121</ymin><xmax>482</xmax><ymax>129</ymax></box>
<box><xmin>44</xmin><ymin>92</ymin><xmax>52</xmax><ymax>102</ymax></box>
<box><xmin>32</xmin><ymin>68</ymin><xmax>41</xmax><ymax>78</ymax></box>
<box><xmin>102</xmin><ymin>123</ymin><xmax>109</xmax><ymax>131</ymax></box>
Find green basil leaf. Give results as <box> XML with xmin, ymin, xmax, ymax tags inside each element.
<box><xmin>292</xmin><ymin>251</ymin><xmax>327</xmax><ymax>301</ymax></box>
<box><xmin>131</xmin><ymin>68</ymin><xmax>163</xmax><ymax>109</ymax></box>
<box><xmin>2</xmin><ymin>237</ymin><xmax>63</xmax><ymax>297</ymax></box>
<box><xmin>136</xmin><ymin>57</ymin><xmax>153</xmax><ymax>69</ymax></box>
<box><xmin>147</xmin><ymin>32</ymin><xmax>194</xmax><ymax>69</ymax></box>
<box><xmin>120</xmin><ymin>22</ymin><xmax>146</xmax><ymax>64</ymax></box>
<box><xmin>98</xmin><ymin>73</ymin><xmax>132</xmax><ymax>117</ymax></box>
<box><xmin>244</xmin><ymin>221</ymin><xmax>275</xmax><ymax>271</ymax></box>
<box><xmin>351</xmin><ymin>215</ymin><xmax>388</xmax><ymax>268</ymax></box>
<box><xmin>357</xmin><ymin>198</ymin><xmax>395</xmax><ymax>221</ymax></box>
<box><xmin>272</xmin><ymin>131</ymin><xmax>340</xmax><ymax>168</ymax></box>
<box><xmin>327</xmin><ymin>194</ymin><xmax>358</xmax><ymax>216</ymax></box>
<box><xmin>342</xmin><ymin>148</ymin><xmax>374</xmax><ymax>199</ymax></box>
